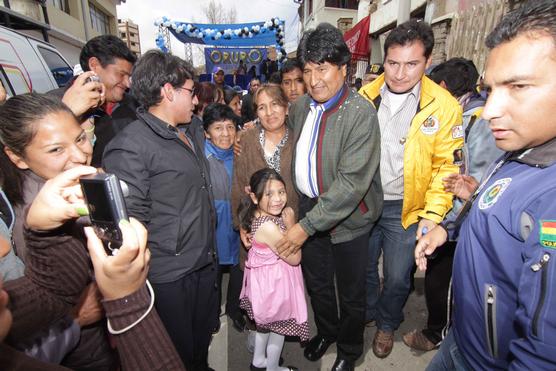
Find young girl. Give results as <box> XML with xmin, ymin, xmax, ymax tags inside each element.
<box><xmin>238</xmin><ymin>168</ymin><xmax>309</xmax><ymax>371</ymax></box>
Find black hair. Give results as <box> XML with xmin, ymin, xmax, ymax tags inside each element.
<box><xmin>194</xmin><ymin>82</ymin><xmax>217</xmax><ymax>115</ymax></box>
<box><xmin>429</xmin><ymin>58</ymin><xmax>479</xmax><ymax>98</ymax></box>
<box><xmin>384</xmin><ymin>19</ymin><xmax>434</xmax><ymax>59</ymax></box>
<box><xmin>268</xmin><ymin>71</ymin><xmax>282</xmax><ymax>85</ymax></box>
<box><xmin>223</xmin><ymin>88</ymin><xmax>240</xmax><ymax>106</ymax></box>
<box><xmin>238</xmin><ymin>168</ymin><xmax>286</xmax><ymax>233</ymax></box>
<box><xmin>297</xmin><ymin>22</ymin><xmax>351</xmax><ymax>67</ymax></box>
<box><xmin>0</xmin><ymin>93</ymin><xmax>75</xmax><ymax>206</ymax></box>
<box><xmin>280</xmin><ymin>59</ymin><xmax>303</xmax><ymax>79</ymax></box>
<box><xmin>486</xmin><ymin>0</ymin><xmax>556</xmax><ymax>49</ymax></box>
<box><xmin>202</xmin><ymin>103</ymin><xmax>241</xmax><ymax>131</ymax></box>
<box><xmin>367</xmin><ymin>63</ymin><xmax>384</xmax><ymax>75</ymax></box>
<box><xmin>354</xmin><ymin>77</ymin><xmax>362</xmax><ymax>91</ymax></box>
<box><xmin>131</xmin><ymin>50</ymin><xmax>196</xmax><ymax>109</ymax></box>
<box><xmin>79</xmin><ymin>35</ymin><xmax>137</xmax><ymax>72</ymax></box>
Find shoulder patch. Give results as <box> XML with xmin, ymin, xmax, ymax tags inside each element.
<box><xmin>421</xmin><ymin>115</ymin><xmax>439</xmax><ymax>135</ymax></box>
<box><xmin>452</xmin><ymin>125</ymin><xmax>464</xmax><ymax>139</ymax></box>
<box><xmin>540</xmin><ymin>220</ymin><xmax>556</xmax><ymax>248</ymax></box>
<box><xmin>478</xmin><ymin>178</ymin><xmax>512</xmax><ymax>210</ymax></box>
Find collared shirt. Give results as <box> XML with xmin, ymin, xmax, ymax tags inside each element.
<box><xmin>377</xmin><ymin>82</ymin><xmax>421</xmax><ymax>200</ymax></box>
<box><xmin>295</xmin><ymin>85</ymin><xmax>346</xmax><ymax>198</ymax></box>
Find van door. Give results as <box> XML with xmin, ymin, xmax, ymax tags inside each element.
<box><xmin>0</xmin><ymin>28</ymin><xmax>34</xmax><ymax>94</ymax></box>
<box><xmin>0</xmin><ymin>26</ymin><xmax>59</xmax><ymax>93</ymax></box>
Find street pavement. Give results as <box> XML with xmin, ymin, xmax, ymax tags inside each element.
<box><xmin>209</xmin><ymin>269</ymin><xmax>437</xmax><ymax>371</ymax></box>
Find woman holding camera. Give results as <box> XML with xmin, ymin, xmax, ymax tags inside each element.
<box><xmin>0</xmin><ymin>93</ymin><xmax>115</xmax><ymax>369</ymax></box>
<box><xmin>0</xmin><ymin>165</ymin><xmax>184</xmax><ymax>370</ymax></box>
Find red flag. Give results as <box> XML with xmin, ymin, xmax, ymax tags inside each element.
<box><xmin>343</xmin><ymin>15</ymin><xmax>371</xmax><ymax>60</ymax></box>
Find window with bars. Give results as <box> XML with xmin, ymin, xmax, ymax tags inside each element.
<box><xmin>325</xmin><ymin>0</ymin><xmax>358</xmax><ymax>9</ymax></box>
<box><xmin>89</xmin><ymin>2</ymin><xmax>110</xmax><ymax>34</ymax></box>
<box><xmin>48</xmin><ymin>0</ymin><xmax>70</xmax><ymax>14</ymax></box>
<box><xmin>337</xmin><ymin>18</ymin><xmax>353</xmax><ymax>33</ymax></box>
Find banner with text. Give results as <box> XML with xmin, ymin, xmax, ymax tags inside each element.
<box><xmin>205</xmin><ymin>47</ymin><xmax>267</xmax><ymax>74</ymax></box>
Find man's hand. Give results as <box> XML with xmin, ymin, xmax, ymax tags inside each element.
<box><xmin>282</xmin><ymin>207</ymin><xmax>296</xmax><ymax>230</ymax></box>
<box><xmin>233</xmin><ymin>130</ymin><xmax>243</xmax><ymax>156</ymax></box>
<box><xmin>85</xmin><ymin>218</ymin><xmax>150</xmax><ymax>301</ymax></box>
<box><xmin>0</xmin><ymin>237</ymin><xmax>11</xmax><ymax>258</ymax></box>
<box><xmin>239</xmin><ymin>227</ymin><xmax>252</xmax><ymax>249</ymax></box>
<box><xmin>275</xmin><ymin>223</ymin><xmax>308</xmax><ymax>258</ymax></box>
<box><xmin>242</xmin><ymin>120</ymin><xmax>256</xmax><ymax>130</ymax></box>
<box><xmin>0</xmin><ymin>278</ymin><xmax>12</xmax><ymax>342</ymax></box>
<box><xmin>415</xmin><ymin>226</ymin><xmax>448</xmax><ymax>271</ymax></box>
<box><xmin>62</xmin><ymin>72</ymin><xmax>105</xmax><ymax>117</ymax></box>
<box><xmin>442</xmin><ymin>174</ymin><xmax>479</xmax><ymax>201</ymax></box>
<box><xmin>417</xmin><ymin>218</ymin><xmax>437</xmax><ymax>239</ymax></box>
<box><xmin>72</xmin><ymin>283</ymin><xmax>103</xmax><ymax>327</ymax></box>
<box><xmin>27</xmin><ymin>166</ymin><xmax>97</xmax><ymax>230</ymax></box>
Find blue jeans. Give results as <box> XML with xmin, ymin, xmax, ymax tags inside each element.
<box><xmin>427</xmin><ymin>330</ymin><xmax>472</xmax><ymax>371</ymax></box>
<box><xmin>366</xmin><ymin>199</ymin><xmax>417</xmax><ymax>331</ymax></box>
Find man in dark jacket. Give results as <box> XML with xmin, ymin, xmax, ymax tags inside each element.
<box><xmin>103</xmin><ymin>50</ymin><xmax>218</xmax><ymax>371</ymax></box>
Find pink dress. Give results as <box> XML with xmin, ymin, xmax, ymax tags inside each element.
<box><xmin>239</xmin><ymin>215</ymin><xmax>310</xmax><ymax>341</ymax></box>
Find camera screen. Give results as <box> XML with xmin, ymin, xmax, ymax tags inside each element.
<box><xmin>83</xmin><ymin>181</ymin><xmax>114</xmax><ymax>223</ymax></box>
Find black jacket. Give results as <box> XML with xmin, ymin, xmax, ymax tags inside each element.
<box><xmin>103</xmin><ymin>109</ymin><xmax>216</xmax><ymax>283</ymax></box>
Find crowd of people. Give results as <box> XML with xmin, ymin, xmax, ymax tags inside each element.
<box><xmin>0</xmin><ymin>0</ymin><xmax>555</xmax><ymax>370</ymax></box>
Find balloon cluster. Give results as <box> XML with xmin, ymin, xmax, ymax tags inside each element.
<box><xmin>154</xmin><ymin>16</ymin><xmax>287</xmax><ymax>61</ymax></box>
<box><xmin>155</xmin><ymin>33</ymin><xmax>169</xmax><ymax>53</ymax></box>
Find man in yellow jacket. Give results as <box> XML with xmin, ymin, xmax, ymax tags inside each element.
<box><xmin>359</xmin><ymin>19</ymin><xmax>463</xmax><ymax>358</ymax></box>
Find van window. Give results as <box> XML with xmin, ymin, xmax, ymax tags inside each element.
<box><xmin>0</xmin><ymin>66</ymin><xmax>15</xmax><ymax>98</ymax></box>
<box><xmin>37</xmin><ymin>47</ymin><xmax>73</xmax><ymax>87</ymax></box>
<box><xmin>1</xmin><ymin>65</ymin><xmax>30</xmax><ymax>95</ymax></box>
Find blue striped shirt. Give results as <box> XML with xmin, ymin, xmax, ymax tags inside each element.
<box><xmin>295</xmin><ymin>86</ymin><xmax>346</xmax><ymax>198</ymax></box>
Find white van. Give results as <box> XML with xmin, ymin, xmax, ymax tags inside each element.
<box><xmin>0</xmin><ymin>25</ymin><xmax>73</xmax><ymax>97</ymax></box>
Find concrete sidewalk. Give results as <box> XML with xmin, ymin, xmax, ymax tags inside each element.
<box><xmin>209</xmin><ymin>273</ymin><xmax>437</xmax><ymax>371</ymax></box>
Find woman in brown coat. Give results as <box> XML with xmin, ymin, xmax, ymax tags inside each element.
<box><xmin>231</xmin><ymin>84</ymin><xmax>298</xmax><ymax>268</ymax></box>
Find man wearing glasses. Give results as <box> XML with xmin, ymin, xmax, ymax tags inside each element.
<box><xmin>103</xmin><ymin>50</ymin><xmax>218</xmax><ymax>371</ymax></box>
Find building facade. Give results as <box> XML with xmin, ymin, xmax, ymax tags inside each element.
<box><xmin>366</xmin><ymin>0</ymin><xmax>525</xmax><ymax>73</ymax></box>
<box><xmin>298</xmin><ymin>0</ymin><xmax>372</xmax><ymax>81</ymax></box>
<box><xmin>1</xmin><ymin>0</ymin><xmax>121</xmax><ymax>65</ymax></box>
<box><xmin>118</xmin><ymin>18</ymin><xmax>140</xmax><ymax>58</ymax></box>
<box><xmin>300</xmin><ymin>0</ymin><xmax>359</xmax><ymax>34</ymax></box>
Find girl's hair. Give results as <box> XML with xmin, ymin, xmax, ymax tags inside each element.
<box><xmin>193</xmin><ymin>82</ymin><xmax>217</xmax><ymax>115</ymax></box>
<box><xmin>223</xmin><ymin>88</ymin><xmax>240</xmax><ymax>106</ymax></box>
<box><xmin>215</xmin><ymin>86</ymin><xmax>224</xmax><ymax>104</ymax></box>
<box><xmin>253</xmin><ymin>84</ymin><xmax>288</xmax><ymax>112</ymax></box>
<box><xmin>238</xmin><ymin>168</ymin><xmax>286</xmax><ymax>233</ymax></box>
<box><xmin>0</xmin><ymin>93</ymin><xmax>74</xmax><ymax>205</ymax></box>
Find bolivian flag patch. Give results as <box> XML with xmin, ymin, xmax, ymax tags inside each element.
<box><xmin>540</xmin><ymin>220</ymin><xmax>556</xmax><ymax>248</ymax></box>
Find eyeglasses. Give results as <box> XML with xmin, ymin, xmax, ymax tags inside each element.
<box><xmin>175</xmin><ymin>86</ymin><xmax>197</xmax><ymax>97</ymax></box>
